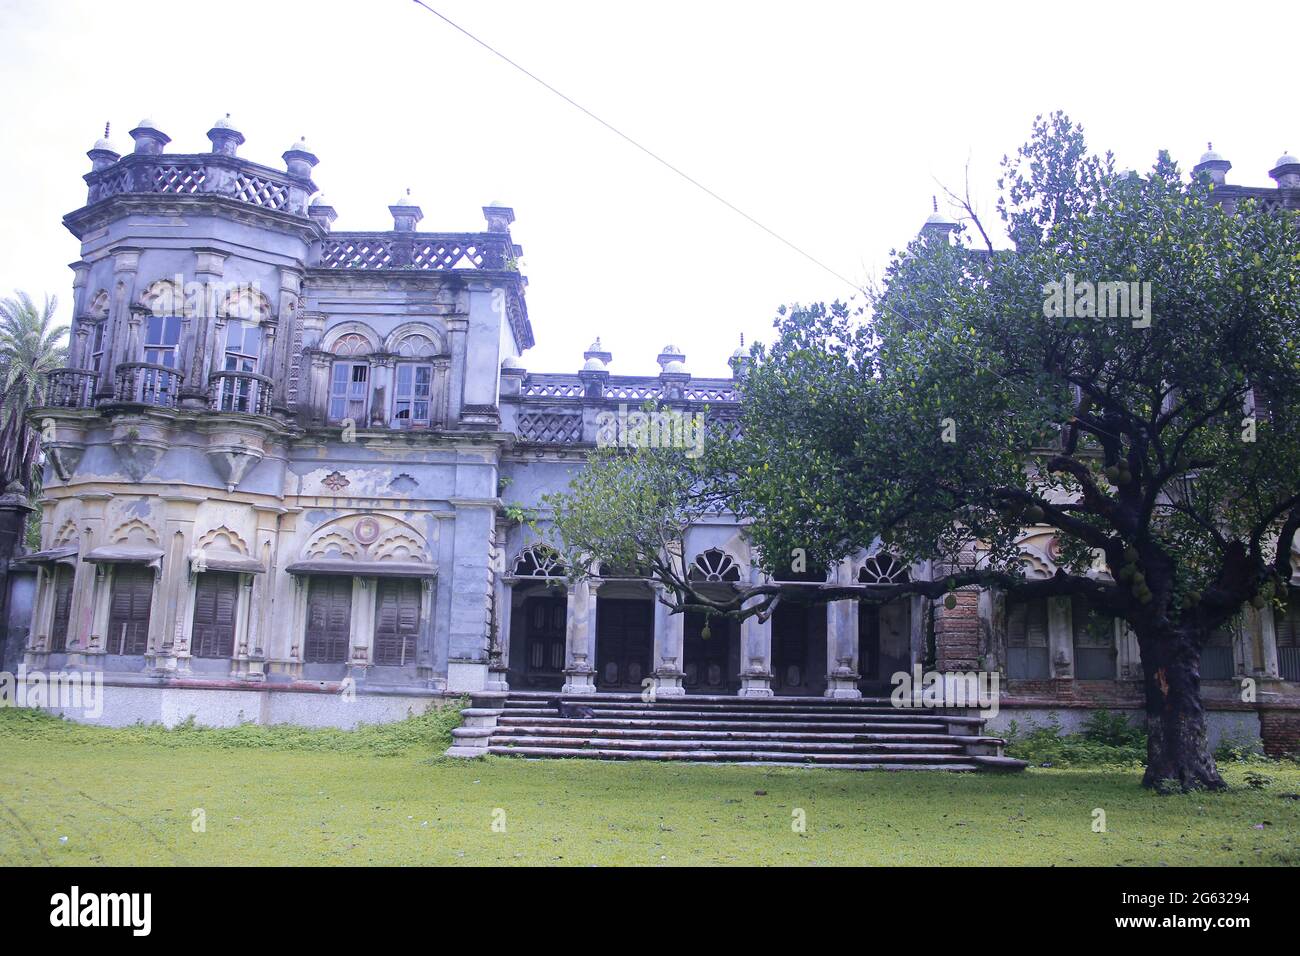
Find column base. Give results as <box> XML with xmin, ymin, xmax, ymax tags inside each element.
<box><xmin>824</xmin><ymin>677</ymin><xmax>863</xmax><ymax>699</ymax></box>
<box><xmin>652</xmin><ymin>666</ymin><xmax>686</xmax><ymax>698</ymax></box>
<box><xmin>739</xmin><ymin>672</ymin><xmax>774</xmax><ymax>697</ymax></box>
<box><xmin>561</xmin><ymin>666</ymin><xmax>598</xmax><ymax>694</ymax></box>
<box><xmin>484</xmin><ymin>665</ymin><xmax>510</xmax><ymax>693</ymax></box>
<box><xmin>825</xmin><ymin>659</ymin><xmax>862</xmax><ymax>698</ymax></box>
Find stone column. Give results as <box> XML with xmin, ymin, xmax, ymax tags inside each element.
<box><xmin>562</xmin><ymin>579</ymin><xmax>598</xmax><ymax>693</ymax></box>
<box><xmin>1047</xmin><ymin>596</ymin><xmax>1074</xmax><ymax>678</ymax></box>
<box><xmin>269</xmin><ymin>268</ymin><xmax>302</xmax><ymax>410</ymax></box>
<box><xmin>153</xmin><ymin>495</ymin><xmax>203</xmax><ymax>675</ymax></box>
<box><xmin>739</xmin><ymin>583</ymin><xmax>774</xmax><ymax>697</ymax></box>
<box><xmin>369</xmin><ymin>354</ymin><xmax>395</xmax><ymax>428</ymax></box>
<box><xmin>66</xmin><ymin>492</ymin><xmax>110</xmax><ymax>666</ymax></box>
<box><xmin>824</xmin><ymin>559</ymin><xmax>861</xmax><ymax>698</ymax></box>
<box><xmin>652</xmin><ymin>585</ymin><xmax>685</xmax><ymax>697</ymax></box>
<box><xmin>1116</xmin><ymin>622</ymin><xmax>1142</xmax><ymax>680</ymax></box>
<box><xmin>67</xmin><ymin>262</ymin><xmax>90</xmax><ymax>369</ymax></box>
<box><xmin>306</xmin><ymin>349</ymin><xmax>332</xmax><ymax>425</ymax></box>
<box><xmin>485</xmin><ymin>576</ymin><xmax>512</xmax><ymax>692</ymax></box>
<box><xmin>181</xmin><ymin>249</ymin><xmax>227</xmax><ymax>408</ymax></box>
<box><xmin>1242</xmin><ymin>606</ymin><xmax>1281</xmax><ymax>679</ymax></box>
<box><xmin>97</xmin><ymin>249</ymin><xmax>141</xmax><ymax>399</ymax></box>
<box><xmin>445</xmin><ymin>316</ymin><xmax>468</xmax><ymax>425</ymax></box>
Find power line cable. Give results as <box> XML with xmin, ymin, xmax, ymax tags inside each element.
<box><xmin>408</xmin><ymin>0</ymin><xmax>1122</xmax><ymax>444</ymax></box>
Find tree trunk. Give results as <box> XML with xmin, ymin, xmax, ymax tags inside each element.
<box><xmin>1137</xmin><ymin>624</ymin><xmax>1226</xmax><ymax>792</ymax></box>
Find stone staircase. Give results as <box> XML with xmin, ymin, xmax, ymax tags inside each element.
<box><xmin>447</xmin><ymin>691</ymin><xmax>1027</xmax><ymax>772</ymax></box>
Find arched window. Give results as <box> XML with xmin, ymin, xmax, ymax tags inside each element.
<box><xmin>513</xmin><ymin>547</ymin><xmax>565</xmax><ymax>578</ymax></box>
<box><xmin>689</xmin><ymin>548</ymin><xmax>741</xmax><ymax>582</ymax></box>
<box><xmin>859</xmin><ymin>553</ymin><xmax>910</xmax><ymax>585</ymax></box>
<box><xmin>328</xmin><ymin>334</ymin><xmax>373</xmax><ymax>423</ymax></box>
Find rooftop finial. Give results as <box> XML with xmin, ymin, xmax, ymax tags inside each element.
<box><xmin>932</xmin><ymin>195</ymin><xmax>938</xmax><ymax>213</ymax></box>
<box><xmin>1208</xmin><ymin>141</ymin><xmax>1213</xmax><ymax>151</ymax></box>
<box><xmin>740</xmin><ymin>333</ymin><xmax>745</xmax><ymax>347</ymax></box>
<box><xmin>104</xmin><ymin>121</ymin><xmax>110</xmax><ymax>139</ymax></box>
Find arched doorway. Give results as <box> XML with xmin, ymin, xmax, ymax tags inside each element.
<box><xmin>506</xmin><ymin>547</ymin><xmax>568</xmax><ymax>691</ymax></box>
<box><xmin>858</xmin><ymin>553</ymin><xmax>914</xmax><ymax>693</ymax></box>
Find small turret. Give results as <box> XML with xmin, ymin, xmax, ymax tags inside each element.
<box><xmin>1193</xmin><ymin>142</ymin><xmax>1231</xmax><ymax>186</ymax></box>
<box><xmin>129</xmin><ymin>118</ymin><xmax>169</xmax><ymax>155</ymax></box>
<box><xmin>207</xmin><ymin>114</ymin><xmax>244</xmax><ymax>157</ymax></box>
<box><xmin>389</xmin><ymin>188</ymin><xmax>423</xmax><ymax>232</ymax></box>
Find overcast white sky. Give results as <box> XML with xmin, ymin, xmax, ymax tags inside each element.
<box><xmin>0</xmin><ymin>0</ymin><xmax>1292</xmax><ymax>377</ymax></box>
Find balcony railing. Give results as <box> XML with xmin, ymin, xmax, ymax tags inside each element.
<box><xmin>84</xmin><ymin>154</ymin><xmax>308</xmax><ymax>215</ymax></box>
<box><xmin>209</xmin><ymin>370</ymin><xmax>273</xmax><ymax>416</ymax></box>
<box><xmin>113</xmin><ymin>362</ymin><xmax>182</xmax><ymax>408</ymax></box>
<box><xmin>43</xmin><ymin>368</ymin><xmax>98</xmax><ymax>409</ymax></box>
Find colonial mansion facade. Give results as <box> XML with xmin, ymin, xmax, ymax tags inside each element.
<box><xmin>15</xmin><ymin>119</ymin><xmax>1300</xmax><ymax>748</ymax></box>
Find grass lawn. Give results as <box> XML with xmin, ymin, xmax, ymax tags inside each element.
<box><xmin>0</xmin><ymin>707</ymin><xmax>1296</xmax><ymax>866</ymax></box>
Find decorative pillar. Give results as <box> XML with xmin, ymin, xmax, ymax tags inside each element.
<box><xmin>445</xmin><ymin>316</ymin><xmax>468</xmax><ymax>425</ymax></box>
<box><xmin>1116</xmin><ymin>622</ymin><xmax>1142</xmax><ymax>680</ymax></box>
<box><xmin>738</xmin><ymin>578</ymin><xmax>774</xmax><ymax>697</ymax></box>
<box><xmin>1242</xmin><ymin>606</ymin><xmax>1281</xmax><ymax>679</ymax></box>
<box><xmin>306</xmin><ymin>349</ymin><xmax>333</xmax><ymax>424</ymax></box>
<box><xmin>270</xmin><ymin>269</ymin><xmax>302</xmax><ymax>410</ymax></box>
<box><xmin>562</xmin><ymin>579</ymin><xmax>597</xmax><ymax>694</ymax></box>
<box><xmin>486</xmin><ymin>576</ymin><xmax>512</xmax><ymax>692</ymax></box>
<box><xmin>369</xmin><ymin>354</ymin><xmax>395</xmax><ymax>428</ymax></box>
<box><xmin>652</xmin><ymin>585</ymin><xmax>686</xmax><ymax>697</ymax></box>
<box><xmin>825</xmin><ymin>558</ymin><xmax>861</xmax><ymax>698</ymax></box>
<box><xmin>1047</xmin><ymin>596</ymin><xmax>1074</xmax><ymax>678</ymax></box>
<box><xmin>181</xmin><ymin>248</ymin><xmax>227</xmax><ymax>408</ymax></box>
<box><xmin>97</xmin><ymin>249</ymin><xmax>141</xmax><ymax>399</ymax></box>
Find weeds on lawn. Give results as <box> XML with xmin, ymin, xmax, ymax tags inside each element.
<box><xmin>1004</xmin><ymin>710</ymin><xmax>1147</xmax><ymax>768</ymax></box>
<box><xmin>0</xmin><ymin>700</ymin><xmax>466</xmax><ymax>756</ymax></box>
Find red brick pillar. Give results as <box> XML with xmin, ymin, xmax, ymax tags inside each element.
<box><xmin>1258</xmin><ymin>705</ymin><xmax>1300</xmax><ymax>758</ymax></box>
<box><xmin>935</xmin><ymin>589</ymin><xmax>981</xmax><ymax>672</ymax></box>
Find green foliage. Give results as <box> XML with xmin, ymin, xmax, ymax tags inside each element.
<box><xmin>0</xmin><ymin>290</ymin><xmax>66</xmax><ymax>498</ymax></box>
<box><xmin>0</xmin><ymin>701</ymin><xmax>466</xmax><ymax>757</ymax></box>
<box><xmin>1005</xmin><ymin>714</ymin><xmax>1147</xmax><ymax>767</ymax></box>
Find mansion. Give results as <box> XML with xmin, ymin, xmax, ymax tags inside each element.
<box><xmin>6</xmin><ymin>119</ymin><xmax>1299</xmax><ymax>752</ymax></box>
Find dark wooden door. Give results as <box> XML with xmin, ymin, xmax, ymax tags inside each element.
<box><xmin>108</xmin><ymin>565</ymin><xmax>154</xmax><ymax>655</ymax></box>
<box><xmin>596</xmin><ymin>598</ymin><xmax>653</xmax><ymax>691</ymax></box>
<box><xmin>523</xmin><ymin>594</ymin><xmax>567</xmax><ymax>684</ymax></box>
<box><xmin>49</xmin><ymin>565</ymin><xmax>74</xmax><ymax>653</ymax></box>
<box><xmin>374</xmin><ymin>578</ymin><xmax>421</xmax><ymax>666</ymax></box>
<box><xmin>305</xmin><ymin>576</ymin><xmax>353</xmax><ymax>663</ymax></box>
<box><xmin>191</xmin><ymin>572</ymin><xmax>239</xmax><ymax>658</ymax></box>
<box><xmin>684</xmin><ymin>611</ymin><xmax>733</xmax><ymax>692</ymax></box>
<box><xmin>771</xmin><ymin>604</ymin><xmax>810</xmax><ymax>693</ymax></box>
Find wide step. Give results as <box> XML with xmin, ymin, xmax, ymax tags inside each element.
<box><xmin>454</xmin><ymin>692</ymin><xmax>1027</xmax><ymax>773</ymax></box>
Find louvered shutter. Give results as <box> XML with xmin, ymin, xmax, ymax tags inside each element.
<box><xmin>191</xmin><ymin>572</ymin><xmax>239</xmax><ymax>658</ymax></box>
<box><xmin>374</xmin><ymin>578</ymin><xmax>420</xmax><ymax>665</ymax></box>
<box><xmin>108</xmin><ymin>566</ymin><xmax>154</xmax><ymax>655</ymax></box>
<box><xmin>50</xmin><ymin>566</ymin><xmax>74</xmax><ymax>652</ymax></box>
<box><xmin>305</xmin><ymin>576</ymin><xmax>353</xmax><ymax>663</ymax></box>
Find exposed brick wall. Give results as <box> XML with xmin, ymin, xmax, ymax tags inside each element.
<box><xmin>936</xmin><ymin>590</ymin><xmax>981</xmax><ymax>671</ymax></box>
<box><xmin>1259</xmin><ymin>707</ymin><xmax>1300</xmax><ymax>757</ymax></box>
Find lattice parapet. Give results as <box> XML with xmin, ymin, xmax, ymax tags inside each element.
<box><xmin>517</xmin><ymin>375</ymin><xmax>738</xmax><ymax>405</ymax></box>
<box><xmin>316</xmin><ymin>233</ymin><xmax>513</xmax><ymax>271</ymax></box>
<box><xmin>517</xmin><ymin>410</ymin><xmax>584</xmax><ymax>444</ymax></box>
<box><xmin>81</xmin><ymin>153</ymin><xmax>309</xmax><ymax>216</ymax></box>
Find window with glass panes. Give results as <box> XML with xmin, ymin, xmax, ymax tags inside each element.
<box><xmin>1006</xmin><ymin>597</ymin><xmax>1050</xmax><ymax>679</ymax></box>
<box><xmin>1274</xmin><ymin>589</ymin><xmax>1300</xmax><ymax>681</ymax></box>
<box><xmin>219</xmin><ymin>321</ymin><xmax>262</xmax><ymax>412</ymax></box>
<box><xmin>393</xmin><ymin>363</ymin><xmax>434</xmax><ymax>426</ymax></box>
<box><xmin>329</xmin><ymin>362</ymin><xmax>369</xmax><ymax>422</ymax></box>
<box><xmin>1071</xmin><ymin>595</ymin><xmax>1116</xmax><ymax>679</ymax></box>
<box><xmin>144</xmin><ymin>315</ymin><xmax>181</xmax><ymax>368</ymax></box>
<box><xmin>1202</xmin><ymin>625</ymin><xmax>1235</xmax><ymax>679</ymax></box>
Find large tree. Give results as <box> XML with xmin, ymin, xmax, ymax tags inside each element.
<box><xmin>0</xmin><ymin>292</ymin><xmax>66</xmax><ymax>506</ymax></box>
<box><xmin>547</xmin><ymin>114</ymin><xmax>1300</xmax><ymax>792</ymax></box>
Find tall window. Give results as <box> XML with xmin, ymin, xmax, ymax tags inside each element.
<box><xmin>49</xmin><ymin>565</ymin><xmax>74</xmax><ymax>653</ymax></box>
<box><xmin>393</xmin><ymin>364</ymin><xmax>433</xmax><ymax>426</ymax></box>
<box><xmin>108</xmin><ymin>566</ymin><xmax>154</xmax><ymax>656</ymax></box>
<box><xmin>1006</xmin><ymin>597</ymin><xmax>1050</xmax><ymax>679</ymax></box>
<box><xmin>1202</xmin><ymin>626</ymin><xmax>1235</xmax><ymax>679</ymax></box>
<box><xmin>191</xmin><ymin>572</ymin><xmax>239</xmax><ymax>658</ymax></box>
<box><xmin>1071</xmin><ymin>595</ymin><xmax>1116</xmax><ymax>679</ymax></box>
<box><xmin>144</xmin><ymin>315</ymin><xmax>181</xmax><ymax>368</ymax></box>
<box><xmin>1275</xmin><ymin>589</ymin><xmax>1300</xmax><ymax>681</ymax></box>
<box><xmin>329</xmin><ymin>362</ymin><xmax>369</xmax><ymax>422</ymax></box>
<box><xmin>86</xmin><ymin>321</ymin><xmax>105</xmax><ymax>372</ymax></box>
<box><xmin>305</xmin><ymin>576</ymin><xmax>352</xmax><ymax>663</ymax></box>
<box><xmin>374</xmin><ymin>578</ymin><xmax>421</xmax><ymax>666</ymax></box>
<box><xmin>219</xmin><ymin>321</ymin><xmax>262</xmax><ymax>412</ymax></box>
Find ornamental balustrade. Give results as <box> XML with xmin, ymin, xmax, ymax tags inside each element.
<box><xmin>209</xmin><ymin>369</ymin><xmax>274</xmax><ymax>416</ymax></box>
<box><xmin>315</xmin><ymin>232</ymin><xmax>513</xmax><ymax>271</ymax></box>
<box><xmin>518</xmin><ymin>375</ymin><xmax>738</xmax><ymax>403</ymax></box>
<box><xmin>84</xmin><ymin>154</ymin><xmax>305</xmax><ymax>214</ymax></box>
<box><xmin>42</xmin><ymin>368</ymin><xmax>98</xmax><ymax>409</ymax></box>
<box><xmin>113</xmin><ymin>362</ymin><xmax>182</xmax><ymax>408</ymax></box>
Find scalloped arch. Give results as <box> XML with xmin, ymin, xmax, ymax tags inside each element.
<box><xmin>197</xmin><ymin>525</ymin><xmax>250</xmax><ymax>555</ymax></box>
<box><xmin>322</xmin><ymin>322</ymin><xmax>381</xmax><ymax>356</ymax></box>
